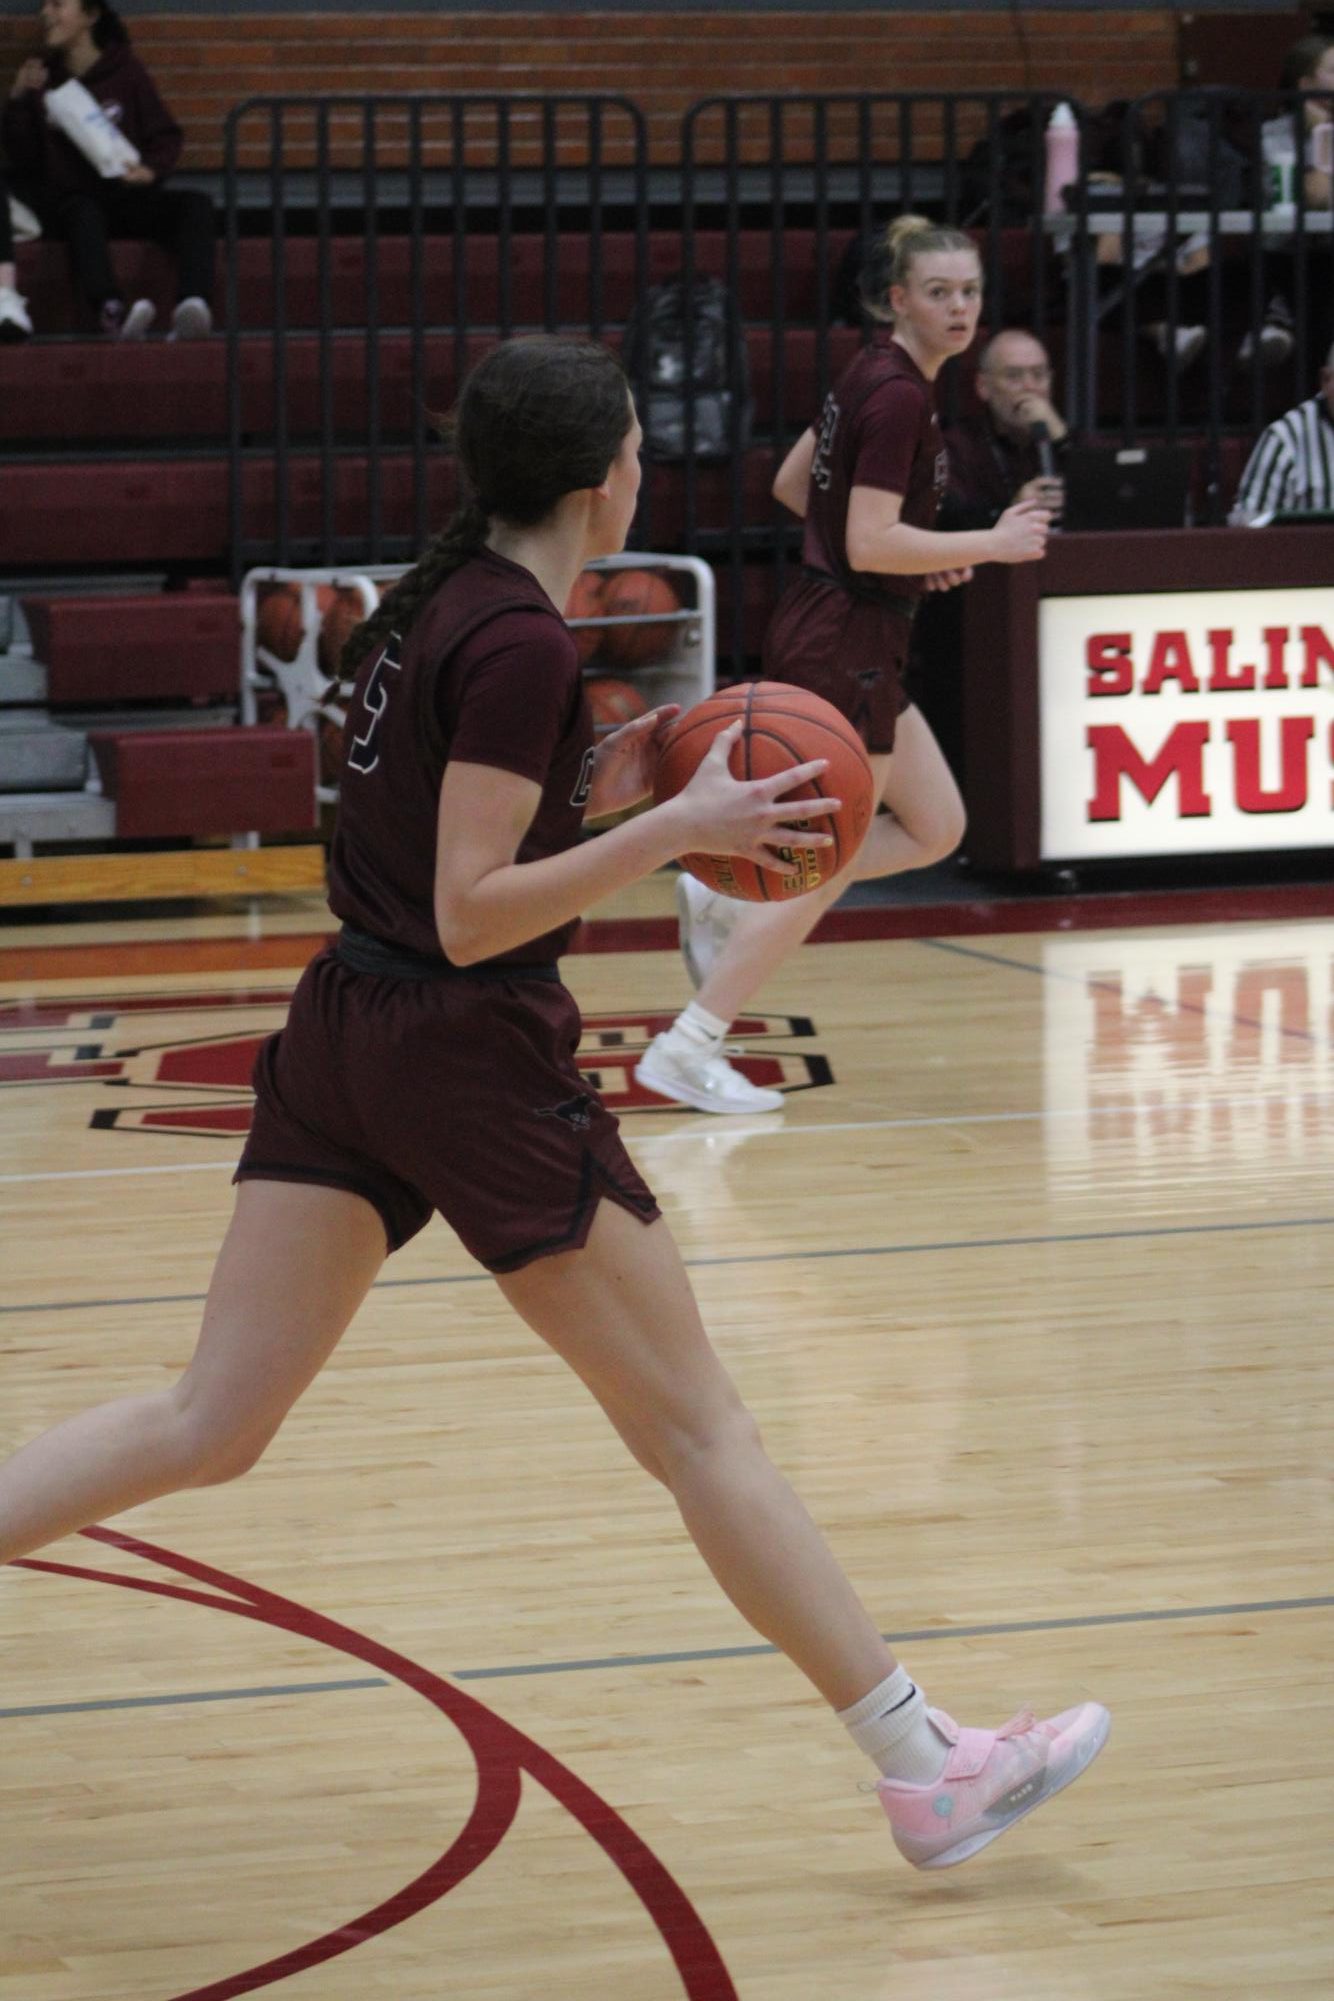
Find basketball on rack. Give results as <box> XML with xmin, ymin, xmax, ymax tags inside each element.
<box><xmin>601</xmin><ymin>568</ymin><xmax>682</xmax><ymax>668</ymax></box>
<box><xmin>652</xmin><ymin>681</ymin><xmax>875</xmax><ymax>901</ymax></box>
<box><xmin>586</xmin><ymin>675</ymin><xmax>649</xmax><ymax>735</ymax></box>
<box><xmin>255</xmin><ymin>583</ymin><xmax>333</xmax><ymax>663</ymax></box>
<box><xmin>564</xmin><ymin>569</ymin><xmax>606</xmax><ymax>665</ymax></box>
<box><xmin>317</xmin><ymin>588</ymin><xmax>371</xmax><ymax>677</ymax></box>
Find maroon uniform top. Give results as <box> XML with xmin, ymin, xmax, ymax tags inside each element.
<box><xmin>2</xmin><ymin>43</ymin><xmax>185</xmax><ymax>197</ymax></box>
<box><xmin>803</xmin><ymin>335</ymin><xmax>948</xmax><ymax>608</ymax></box>
<box><xmin>328</xmin><ymin>547</ymin><xmax>594</xmax><ymax>968</ymax></box>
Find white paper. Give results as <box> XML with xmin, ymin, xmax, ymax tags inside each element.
<box><xmin>43</xmin><ymin>77</ymin><xmax>141</xmax><ymax>179</ymax></box>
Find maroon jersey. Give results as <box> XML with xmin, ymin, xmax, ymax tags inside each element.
<box><xmin>803</xmin><ymin>335</ymin><xmax>948</xmax><ymax>609</ymax></box>
<box><xmin>328</xmin><ymin>547</ymin><xmax>594</xmax><ymax>967</ymax></box>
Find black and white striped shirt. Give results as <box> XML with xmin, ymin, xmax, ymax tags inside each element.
<box><xmin>1233</xmin><ymin>396</ymin><xmax>1334</xmax><ymax>521</ymax></box>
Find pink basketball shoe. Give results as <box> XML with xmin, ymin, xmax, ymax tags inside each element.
<box><xmin>877</xmin><ymin>1701</ymin><xmax>1111</xmax><ymax>1869</ymax></box>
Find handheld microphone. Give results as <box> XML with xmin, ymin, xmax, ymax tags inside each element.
<box><xmin>1030</xmin><ymin>419</ymin><xmax>1056</xmax><ymax>482</ymax></box>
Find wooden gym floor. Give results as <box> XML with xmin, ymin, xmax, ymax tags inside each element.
<box><xmin>1</xmin><ymin>874</ymin><xmax>1332</xmax><ymax>2000</ymax></box>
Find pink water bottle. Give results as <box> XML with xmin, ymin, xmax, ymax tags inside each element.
<box><xmin>1044</xmin><ymin>102</ymin><xmax>1079</xmax><ymax>213</ymax></box>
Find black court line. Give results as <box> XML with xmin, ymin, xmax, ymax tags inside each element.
<box><xmin>3</xmin><ymin>1594</ymin><xmax>1329</xmax><ymax>1718</ymax></box>
<box><xmin>923</xmin><ymin>935</ymin><xmax>1324</xmax><ymax>1046</ymax></box>
<box><xmin>6</xmin><ymin>1209</ymin><xmax>1334</xmax><ymax>1320</ymax></box>
<box><xmin>0</xmin><ymin>1676</ymin><xmax>386</xmax><ymax>1719</ymax></box>
<box><xmin>452</xmin><ymin>1593</ymin><xmax>1334</xmax><ymax>1680</ymax></box>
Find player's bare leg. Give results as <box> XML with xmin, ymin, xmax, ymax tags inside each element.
<box><xmin>498</xmin><ymin>1199</ymin><xmax>895</xmax><ymax>1708</ymax></box>
<box><xmin>501</xmin><ymin>1197</ymin><xmax>1110</xmax><ymax>1867</ymax></box>
<box><xmin>0</xmin><ymin>1181</ymin><xmax>385</xmax><ymax>1565</ymax></box>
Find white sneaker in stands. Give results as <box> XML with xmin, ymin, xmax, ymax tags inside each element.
<box><xmin>170</xmin><ymin>296</ymin><xmax>213</xmax><ymax>340</ymax></box>
<box><xmin>106</xmin><ymin>297</ymin><xmax>155</xmax><ymax>340</ymax></box>
<box><xmin>1151</xmin><ymin>322</ymin><xmax>1207</xmax><ymax>373</ymax></box>
<box><xmin>0</xmin><ymin>284</ymin><xmax>32</xmax><ymax>341</ymax></box>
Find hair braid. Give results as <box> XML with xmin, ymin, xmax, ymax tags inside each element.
<box><xmin>338</xmin><ymin>499</ymin><xmax>489</xmax><ymax>678</ymax></box>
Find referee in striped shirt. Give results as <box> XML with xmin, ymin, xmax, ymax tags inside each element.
<box><xmin>1231</xmin><ymin>343</ymin><xmax>1334</xmax><ymax>521</ymax></box>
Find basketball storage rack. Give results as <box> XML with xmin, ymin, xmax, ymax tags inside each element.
<box><xmin>239</xmin><ymin>551</ymin><xmax>716</xmax><ymax>808</ymax></box>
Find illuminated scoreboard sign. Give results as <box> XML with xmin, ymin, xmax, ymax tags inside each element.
<box><xmin>1039</xmin><ymin>588</ymin><xmax>1334</xmax><ymax>859</ymax></box>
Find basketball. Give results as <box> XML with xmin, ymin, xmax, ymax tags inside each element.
<box><xmin>256</xmin><ymin>583</ymin><xmax>333</xmax><ymax>663</ymax></box>
<box><xmin>317</xmin><ymin>587</ymin><xmax>370</xmax><ymax>677</ymax></box>
<box><xmin>601</xmin><ymin>568</ymin><xmax>681</xmax><ymax>668</ymax></box>
<box><xmin>652</xmin><ymin>680</ymin><xmax>874</xmax><ymax>901</ymax></box>
<box><xmin>564</xmin><ymin>569</ymin><xmax>606</xmax><ymax>665</ymax></box>
<box><xmin>586</xmin><ymin>675</ymin><xmax>648</xmax><ymax>736</ymax></box>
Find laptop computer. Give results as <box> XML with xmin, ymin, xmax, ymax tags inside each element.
<box><xmin>1060</xmin><ymin>444</ymin><xmax>1193</xmax><ymax>532</ymax></box>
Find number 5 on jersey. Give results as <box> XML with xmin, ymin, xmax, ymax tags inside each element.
<box><xmin>345</xmin><ymin>635</ymin><xmax>402</xmax><ymax>776</ymax></box>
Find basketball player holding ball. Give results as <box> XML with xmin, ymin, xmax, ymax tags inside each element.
<box><xmin>0</xmin><ymin>339</ymin><xmax>1105</xmax><ymax>1879</ymax></box>
<box><xmin>638</xmin><ymin>217</ymin><xmax>1052</xmax><ymax>1113</ymax></box>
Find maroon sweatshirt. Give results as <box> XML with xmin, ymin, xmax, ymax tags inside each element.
<box><xmin>1</xmin><ymin>41</ymin><xmax>183</xmax><ymax>196</ymax></box>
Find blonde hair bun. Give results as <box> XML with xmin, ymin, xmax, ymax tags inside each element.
<box><xmin>859</xmin><ymin>214</ymin><xmax>979</xmax><ymax>322</ymax></box>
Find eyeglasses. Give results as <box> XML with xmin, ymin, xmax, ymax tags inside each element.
<box><xmin>987</xmin><ymin>365</ymin><xmax>1052</xmax><ymax>386</ymax></box>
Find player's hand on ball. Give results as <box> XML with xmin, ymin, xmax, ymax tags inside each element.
<box><xmin>584</xmin><ymin>704</ymin><xmax>681</xmax><ymax>819</ymax></box>
<box><xmin>671</xmin><ymin>719</ymin><xmax>841</xmax><ymax>871</ymax></box>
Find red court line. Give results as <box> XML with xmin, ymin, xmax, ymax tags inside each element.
<box><xmin>5</xmin><ymin>878</ymin><xmax>1333</xmax><ymax>983</ymax></box>
<box><xmin>13</xmin><ymin>1525</ymin><xmax>738</xmax><ymax>2001</ymax></box>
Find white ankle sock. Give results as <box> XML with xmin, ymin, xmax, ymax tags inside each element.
<box><xmin>837</xmin><ymin>1666</ymin><xmax>950</xmax><ymax>1783</ymax></box>
<box><xmin>669</xmin><ymin>999</ymin><xmax>729</xmax><ymax>1052</ymax></box>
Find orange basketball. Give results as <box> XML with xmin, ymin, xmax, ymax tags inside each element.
<box><xmin>586</xmin><ymin>675</ymin><xmax>648</xmax><ymax>736</ymax></box>
<box><xmin>318</xmin><ymin>587</ymin><xmax>370</xmax><ymax>677</ymax></box>
<box><xmin>652</xmin><ymin>681</ymin><xmax>874</xmax><ymax>902</ymax></box>
<box><xmin>256</xmin><ymin>583</ymin><xmax>333</xmax><ymax>663</ymax></box>
<box><xmin>564</xmin><ymin>569</ymin><xmax>606</xmax><ymax>665</ymax></box>
<box><xmin>601</xmin><ymin>568</ymin><xmax>681</xmax><ymax>667</ymax></box>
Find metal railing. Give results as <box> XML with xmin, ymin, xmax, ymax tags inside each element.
<box><xmin>223</xmin><ymin>94</ymin><xmax>650</xmax><ymax>582</ymax></box>
<box><xmin>221</xmin><ymin>87</ymin><xmax>1333</xmax><ymax>676</ymax></box>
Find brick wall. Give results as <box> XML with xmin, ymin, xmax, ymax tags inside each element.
<box><xmin>0</xmin><ymin>10</ymin><xmax>1180</xmax><ymax>170</ymax></box>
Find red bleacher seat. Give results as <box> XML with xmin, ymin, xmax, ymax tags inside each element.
<box><xmin>16</xmin><ymin>230</ymin><xmax>862</xmax><ymax>336</ymax></box>
<box><xmin>0</xmin><ymin>324</ymin><xmax>873</xmax><ymax>445</ymax></box>
<box><xmin>88</xmin><ymin>725</ymin><xmax>316</xmax><ymax>837</ymax></box>
<box><xmin>23</xmin><ymin>593</ymin><xmax>240</xmax><ymax>706</ymax></box>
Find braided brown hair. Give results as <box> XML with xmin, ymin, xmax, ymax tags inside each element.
<box><xmin>340</xmin><ymin>336</ymin><xmax>633</xmax><ymax>677</ymax></box>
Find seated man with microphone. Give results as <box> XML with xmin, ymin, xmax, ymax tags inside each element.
<box><xmin>941</xmin><ymin>328</ymin><xmax>1067</xmax><ymax>528</ymax></box>
<box><xmin>903</xmin><ymin>327</ymin><xmax>1063</xmax><ymax>791</ymax></box>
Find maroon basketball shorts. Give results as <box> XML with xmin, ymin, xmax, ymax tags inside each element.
<box><xmin>761</xmin><ymin>571</ymin><xmax>914</xmax><ymax>754</ymax></box>
<box><xmin>236</xmin><ymin>945</ymin><xmax>659</xmax><ymax>1272</ymax></box>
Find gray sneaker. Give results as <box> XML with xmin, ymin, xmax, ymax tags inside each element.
<box><xmin>676</xmin><ymin>871</ymin><xmax>742</xmax><ymax>990</ymax></box>
<box><xmin>170</xmin><ymin>296</ymin><xmax>213</xmax><ymax>341</ymax></box>
<box><xmin>108</xmin><ymin>297</ymin><xmax>156</xmax><ymax>341</ymax></box>
<box><xmin>635</xmin><ymin>1030</ymin><xmax>784</xmax><ymax>1114</ymax></box>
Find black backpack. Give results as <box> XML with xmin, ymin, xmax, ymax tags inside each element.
<box><xmin>622</xmin><ymin>276</ymin><xmax>752</xmax><ymax>461</ymax></box>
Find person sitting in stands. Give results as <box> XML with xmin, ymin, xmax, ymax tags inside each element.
<box><xmin>1229</xmin><ymin>342</ymin><xmax>1334</xmax><ymax>521</ymax></box>
<box><xmin>0</xmin><ymin>164</ymin><xmax>34</xmax><ymax>338</ymax></box>
<box><xmin>1242</xmin><ymin>35</ymin><xmax>1334</xmax><ymax>371</ymax></box>
<box><xmin>903</xmin><ymin>328</ymin><xmax>1067</xmax><ymax>789</ymax></box>
<box><xmin>940</xmin><ymin>328</ymin><xmax>1068</xmax><ymax>528</ymax></box>
<box><xmin>2</xmin><ymin>0</ymin><xmax>215</xmax><ymax>339</ymax></box>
